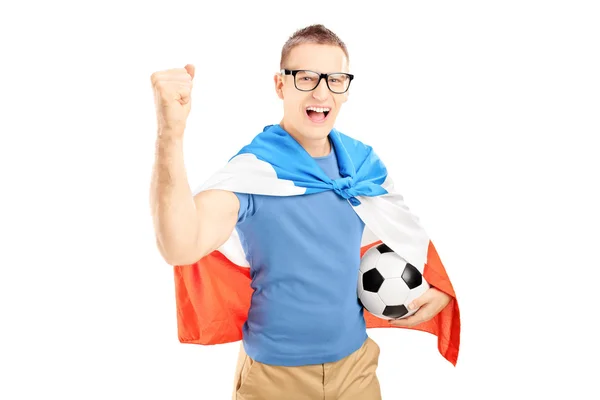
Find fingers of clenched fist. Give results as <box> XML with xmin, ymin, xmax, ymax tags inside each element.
<box><xmin>151</xmin><ymin>65</ymin><xmax>194</xmax><ymax>104</ymax></box>
<box><xmin>150</xmin><ymin>64</ymin><xmax>195</xmax><ymax>134</ymax></box>
<box><xmin>150</xmin><ymin>64</ymin><xmax>194</xmax><ymax>85</ymax></box>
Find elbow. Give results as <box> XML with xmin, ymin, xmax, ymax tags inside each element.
<box><xmin>161</xmin><ymin>250</ymin><xmax>202</xmax><ymax>267</ymax></box>
<box><xmin>164</xmin><ymin>252</ymin><xmax>204</xmax><ymax>267</ymax></box>
<box><xmin>163</xmin><ymin>256</ymin><xmax>189</xmax><ymax>267</ymax></box>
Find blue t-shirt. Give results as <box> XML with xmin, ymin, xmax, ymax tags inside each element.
<box><xmin>233</xmin><ymin>141</ymin><xmax>368</xmax><ymax>367</ymax></box>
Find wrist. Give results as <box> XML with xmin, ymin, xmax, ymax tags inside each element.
<box><xmin>156</xmin><ymin>130</ymin><xmax>184</xmax><ymax>145</ymax></box>
<box><xmin>157</xmin><ymin>126</ymin><xmax>184</xmax><ymax>139</ymax></box>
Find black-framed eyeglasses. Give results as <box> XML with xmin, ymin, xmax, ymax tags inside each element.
<box><xmin>281</xmin><ymin>69</ymin><xmax>354</xmax><ymax>94</ymax></box>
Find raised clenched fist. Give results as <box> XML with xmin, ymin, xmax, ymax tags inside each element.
<box><xmin>150</xmin><ymin>64</ymin><xmax>195</xmax><ymax>137</ymax></box>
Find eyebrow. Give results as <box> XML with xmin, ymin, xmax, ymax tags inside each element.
<box><xmin>284</xmin><ymin>68</ymin><xmax>350</xmax><ymax>74</ymax></box>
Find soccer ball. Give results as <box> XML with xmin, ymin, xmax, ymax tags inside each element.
<box><xmin>358</xmin><ymin>243</ymin><xmax>430</xmax><ymax>320</ymax></box>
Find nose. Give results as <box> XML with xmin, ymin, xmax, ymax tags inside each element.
<box><xmin>312</xmin><ymin>77</ymin><xmax>329</xmax><ymax>101</ymax></box>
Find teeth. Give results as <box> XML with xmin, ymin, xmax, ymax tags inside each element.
<box><xmin>307</xmin><ymin>106</ymin><xmax>330</xmax><ymax>113</ymax></box>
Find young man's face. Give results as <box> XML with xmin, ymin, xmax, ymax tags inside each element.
<box><xmin>275</xmin><ymin>43</ymin><xmax>350</xmax><ymax>142</ymax></box>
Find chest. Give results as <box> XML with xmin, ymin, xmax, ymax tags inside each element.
<box><xmin>257</xmin><ymin>191</ymin><xmax>364</xmax><ymax>236</ymax></box>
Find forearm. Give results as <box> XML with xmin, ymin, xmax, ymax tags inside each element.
<box><xmin>150</xmin><ymin>131</ymin><xmax>199</xmax><ymax>264</ymax></box>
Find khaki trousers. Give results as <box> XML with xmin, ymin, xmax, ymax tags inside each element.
<box><xmin>232</xmin><ymin>336</ymin><xmax>382</xmax><ymax>400</ymax></box>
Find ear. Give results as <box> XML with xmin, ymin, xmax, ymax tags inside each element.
<box><xmin>274</xmin><ymin>73</ymin><xmax>284</xmax><ymax>100</ymax></box>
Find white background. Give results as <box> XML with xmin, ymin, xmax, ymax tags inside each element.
<box><xmin>1</xmin><ymin>1</ymin><xmax>599</xmax><ymax>399</ymax></box>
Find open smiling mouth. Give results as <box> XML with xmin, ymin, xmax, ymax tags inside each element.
<box><xmin>306</xmin><ymin>106</ymin><xmax>331</xmax><ymax>123</ymax></box>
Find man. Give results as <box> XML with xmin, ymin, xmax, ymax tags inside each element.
<box><xmin>150</xmin><ymin>24</ymin><xmax>453</xmax><ymax>400</ymax></box>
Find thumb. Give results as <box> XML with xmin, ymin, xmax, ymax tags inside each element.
<box><xmin>184</xmin><ymin>64</ymin><xmax>195</xmax><ymax>80</ymax></box>
<box><xmin>408</xmin><ymin>290</ymin><xmax>431</xmax><ymax>310</ymax></box>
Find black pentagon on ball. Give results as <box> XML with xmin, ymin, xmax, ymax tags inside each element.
<box><xmin>376</xmin><ymin>243</ymin><xmax>394</xmax><ymax>254</ymax></box>
<box><xmin>362</xmin><ymin>268</ymin><xmax>384</xmax><ymax>292</ymax></box>
<box><xmin>383</xmin><ymin>305</ymin><xmax>409</xmax><ymax>319</ymax></box>
<box><xmin>401</xmin><ymin>263</ymin><xmax>423</xmax><ymax>289</ymax></box>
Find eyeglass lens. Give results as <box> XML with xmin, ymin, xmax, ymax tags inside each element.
<box><xmin>295</xmin><ymin>70</ymin><xmax>350</xmax><ymax>93</ymax></box>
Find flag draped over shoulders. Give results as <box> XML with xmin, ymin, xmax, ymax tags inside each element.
<box><xmin>172</xmin><ymin>124</ymin><xmax>461</xmax><ymax>366</ymax></box>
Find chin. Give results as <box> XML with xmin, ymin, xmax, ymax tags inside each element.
<box><xmin>303</xmin><ymin>124</ymin><xmax>333</xmax><ymax>139</ymax></box>
<box><xmin>304</xmin><ymin>118</ymin><xmax>336</xmax><ymax>138</ymax></box>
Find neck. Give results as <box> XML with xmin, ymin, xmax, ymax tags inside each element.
<box><xmin>279</xmin><ymin>120</ymin><xmax>331</xmax><ymax>157</ymax></box>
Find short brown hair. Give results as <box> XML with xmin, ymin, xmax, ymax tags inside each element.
<box><xmin>280</xmin><ymin>24</ymin><xmax>349</xmax><ymax>69</ymax></box>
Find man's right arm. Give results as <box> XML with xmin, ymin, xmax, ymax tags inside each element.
<box><xmin>150</xmin><ymin>134</ymin><xmax>240</xmax><ymax>266</ymax></box>
<box><xmin>149</xmin><ymin>64</ymin><xmax>240</xmax><ymax>266</ymax></box>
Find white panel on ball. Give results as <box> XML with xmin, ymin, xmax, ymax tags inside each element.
<box><xmin>372</xmin><ymin>251</ymin><xmax>407</xmax><ymax>279</ymax></box>
<box><xmin>357</xmin><ymin>271</ymin><xmax>364</xmax><ymax>298</ymax></box>
<box><xmin>358</xmin><ymin>290</ymin><xmax>386</xmax><ymax>316</ymax></box>
<box><xmin>359</xmin><ymin>246</ymin><xmax>380</xmax><ymax>273</ymax></box>
<box><xmin>377</xmin><ymin>277</ymin><xmax>410</xmax><ymax>306</ymax></box>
